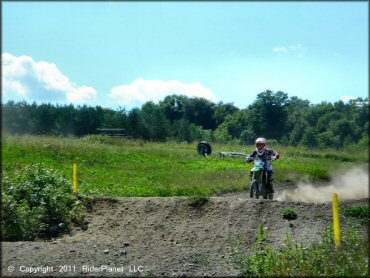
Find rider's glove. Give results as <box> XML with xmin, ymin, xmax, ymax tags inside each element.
<box><xmin>275</xmin><ymin>153</ymin><xmax>280</xmax><ymax>159</ymax></box>
<box><xmin>247</xmin><ymin>157</ymin><xmax>253</xmax><ymax>163</ymax></box>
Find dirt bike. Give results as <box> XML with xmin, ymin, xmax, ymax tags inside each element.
<box><xmin>247</xmin><ymin>157</ymin><xmax>277</xmax><ymax>200</ymax></box>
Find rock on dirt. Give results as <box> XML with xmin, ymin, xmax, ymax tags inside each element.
<box><xmin>1</xmin><ymin>196</ymin><xmax>368</xmax><ymax>277</ymax></box>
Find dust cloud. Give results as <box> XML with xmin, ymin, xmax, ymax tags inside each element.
<box><xmin>275</xmin><ymin>167</ymin><xmax>369</xmax><ymax>203</ymax></box>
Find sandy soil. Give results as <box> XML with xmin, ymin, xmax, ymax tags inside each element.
<box><xmin>1</xmin><ymin>192</ymin><xmax>368</xmax><ymax>277</ymax></box>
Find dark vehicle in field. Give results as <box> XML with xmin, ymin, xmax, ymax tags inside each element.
<box><xmin>197</xmin><ymin>141</ymin><xmax>212</xmax><ymax>157</ymax></box>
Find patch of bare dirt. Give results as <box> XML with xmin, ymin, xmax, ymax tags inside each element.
<box><xmin>2</xmin><ymin>195</ymin><xmax>368</xmax><ymax>277</ymax></box>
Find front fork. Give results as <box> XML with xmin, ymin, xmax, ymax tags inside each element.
<box><xmin>251</xmin><ymin>170</ymin><xmax>267</xmax><ymax>194</ymax></box>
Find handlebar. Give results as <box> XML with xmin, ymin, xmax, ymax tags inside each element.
<box><xmin>246</xmin><ymin>156</ymin><xmax>279</xmax><ymax>162</ymax></box>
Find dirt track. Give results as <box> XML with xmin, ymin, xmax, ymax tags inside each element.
<box><xmin>1</xmin><ymin>194</ymin><xmax>368</xmax><ymax>277</ymax></box>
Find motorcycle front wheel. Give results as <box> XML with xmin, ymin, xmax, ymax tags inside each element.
<box><xmin>250</xmin><ymin>180</ymin><xmax>257</xmax><ymax>198</ymax></box>
<box><xmin>256</xmin><ymin>182</ymin><xmax>260</xmax><ymax>199</ymax></box>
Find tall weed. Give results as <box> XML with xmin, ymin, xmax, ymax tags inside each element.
<box><xmin>244</xmin><ymin>223</ymin><xmax>368</xmax><ymax>276</ymax></box>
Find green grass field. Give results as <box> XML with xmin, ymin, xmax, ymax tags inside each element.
<box><xmin>2</xmin><ymin>134</ymin><xmax>368</xmax><ymax>197</ymax></box>
<box><xmin>2</xmin><ymin>134</ymin><xmax>369</xmax><ymax>275</ymax></box>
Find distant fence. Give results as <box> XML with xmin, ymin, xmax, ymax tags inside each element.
<box><xmin>218</xmin><ymin>152</ymin><xmax>248</xmax><ymax>159</ymax></box>
<box><xmin>96</xmin><ymin>128</ymin><xmax>132</xmax><ymax>139</ymax></box>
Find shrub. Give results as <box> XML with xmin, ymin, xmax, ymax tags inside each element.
<box><xmin>1</xmin><ymin>163</ymin><xmax>85</xmax><ymax>241</ymax></box>
<box><xmin>341</xmin><ymin>205</ymin><xmax>369</xmax><ymax>219</ymax></box>
<box><xmin>245</xmin><ymin>223</ymin><xmax>368</xmax><ymax>276</ymax></box>
<box><xmin>282</xmin><ymin>208</ymin><xmax>297</xmax><ymax>220</ymax></box>
<box><xmin>267</xmin><ymin>139</ymin><xmax>278</xmax><ymax>146</ymax></box>
<box><xmin>188</xmin><ymin>195</ymin><xmax>210</xmax><ymax>208</ymax></box>
<box><xmin>81</xmin><ymin>134</ymin><xmax>119</xmax><ymax>145</ymax></box>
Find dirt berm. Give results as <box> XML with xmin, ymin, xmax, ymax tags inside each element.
<box><xmin>2</xmin><ymin>196</ymin><xmax>368</xmax><ymax>277</ymax></box>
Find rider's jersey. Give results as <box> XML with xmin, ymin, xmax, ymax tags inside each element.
<box><xmin>249</xmin><ymin>149</ymin><xmax>279</xmax><ymax>168</ymax></box>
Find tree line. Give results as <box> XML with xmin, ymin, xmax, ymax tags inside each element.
<box><xmin>2</xmin><ymin>90</ymin><xmax>368</xmax><ymax>149</ymax></box>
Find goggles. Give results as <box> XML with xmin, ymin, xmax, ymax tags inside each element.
<box><xmin>256</xmin><ymin>143</ymin><xmax>265</xmax><ymax>148</ymax></box>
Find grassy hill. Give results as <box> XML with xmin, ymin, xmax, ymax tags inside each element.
<box><xmin>2</xmin><ymin>134</ymin><xmax>368</xmax><ymax>197</ymax></box>
<box><xmin>1</xmin><ymin>134</ymin><xmax>368</xmax><ymax>276</ymax></box>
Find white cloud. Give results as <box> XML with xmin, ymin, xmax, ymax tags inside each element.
<box><xmin>2</xmin><ymin>53</ymin><xmax>96</xmax><ymax>103</ymax></box>
<box><xmin>272</xmin><ymin>47</ymin><xmax>288</xmax><ymax>54</ymax></box>
<box><xmin>272</xmin><ymin>43</ymin><xmax>306</xmax><ymax>57</ymax></box>
<box><xmin>108</xmin><ymin>78</ymin><xmax>218</xmax><ymax>106</ymax></box>
<box><xmin>341</xmin><ymin>95</ymin><xmax>357</xmax><ymax>103</ymax></box>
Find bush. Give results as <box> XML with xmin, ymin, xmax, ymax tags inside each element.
<box><xmin>188</xmin><ymin>195</ymin><xmax>210</xmax><ymax>208</ymax></box>
<box><xmin>267</xmin><ymin>139</ymin><xmax>278</xmax><ymax>146</ymax></box>
<box><xmin>1</xmin><ymin>163</ymin><xmax>85</xmax><ymax>241</ymax></box>
<box><xmin>341</xmin><ymin>205</ymin><xmax>369</xmax><ymax>219</ymax></box>
<box><xmin>245</xmin><ymin>223</ymin><xmax>368</xmax><ymax>276</ymax></box>
<box><xmin>282</xmin><ymin>208</ymin><xmax>297</xmax><ymax>220</ymax></box>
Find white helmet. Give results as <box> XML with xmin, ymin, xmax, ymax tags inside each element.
<box><xmin>255</xmin><ymin>137</ymin><xmax>266</xmax><ymax>155</ymax></box>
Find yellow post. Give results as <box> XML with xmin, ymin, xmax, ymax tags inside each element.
<box><xmin>333</xmin><ymin>192</ymin><xmax>340</xmax><ymax>247</ymax></box>
<box><xmin>73</xmin><ymin>162</ymin><xmax>78</xmax><ymax>194</ymax></box>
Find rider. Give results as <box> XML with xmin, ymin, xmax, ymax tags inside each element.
<box><xmin>246</xmin><ymin>137</ymin><xmax>280</xmax><ymax>193</ymax></box>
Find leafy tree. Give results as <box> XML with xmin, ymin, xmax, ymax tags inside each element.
<box><xmin>101</xmin><ymin>108</ymin><xmax>127</xmax><ymax>129</ymax></box>
<box><xmin>289</xmin><ymin>119</ymin><xmax>309</xmax><ymax>146</ymax></box>
<box><xmin>2</xmin><ymin>101</ymin><xmax>33</xmax><ymax>134</ymax></box>
<box><xmin>73</xmin><ymin>105</ymin><xmax>102</xmax><ymax>136</ymax></box>
<box><xmin>183</xmin><ymin>97</ymin><xmax>216</xmax><ymax>130</ymax></box>
<box><xmin>213</xmin><ymin>124</ymin><xmax>232</xmax><ymax>143</ymax></box>
<box><xmin>2</xmin><ymin>93</ymin><xmax>368</xmax><ymax>149</ymax></box>
<box><xmin>315</xmin><ymin>111</ymin><xmax>341</xmax><ymax>133</ymax></box>
<box><xmin>54</xmin><ymin>104</ymin><xmax>76</xmax><ymax>136</ymax></box>
<box><xmin>126</xmin><ymin>108</ymin><xmax>146</xmax><ymax>139</ymax></box>
<box><xmin>248</xmin><ymin>90</ymin><xmax>289</xmax><ymax>140</ymax></box>
<box><xmin>330</xmin><ymin>119</ymin><xmax>355</xmax><ymax>148</ymax></box>
<box><xmin>317</xmin><ymin>131</ymin><xmax>335</xmax><ymax>148</ymax></box>
<box><xmin>213</xmin><ymin>101</ymin><xmax>239</xmax><ymax>126</ymax></box>
<box><xmin>215</xmin><ymin>110</ymin><xmax>248</xmax><ymax>139</ymax></box>
<box><xmin>300</xmin><ymin>127</ymin><xmax>318</xmax><ymax>147</ymax></box>
<box><xmin>285</xmin><ymin>96</ymin><xmax>310</xmax><ymax>134</ymax></box>
<box><xmin>306</xmin><ymin>102</ymin><xmax>334</xmax><ymax>127</ymax></box>
<box><xmin>30</xmin><ymin>103</ymin><xmax>56</xmax><ymax>134</ymax></box>
<box><xmin>171</xmin><ymin>118</ymin><xmax>193</xmax><ymax>142</ymax></box>
<box><xmin>140</xmin><ymin>102</ymin><xmax>171</xmax><ymax>141</ymax></box>
<box><xmin>350</xmin><ymin>98</ymin><xmax>369</xmax><ymax>140</ymax></box>
<box><xmin>159</xmin><ymin>95</ymin><xmax>187</xmax><ymax>122</ymax></box>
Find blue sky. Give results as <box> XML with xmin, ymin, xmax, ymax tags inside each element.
<box><xmin>2</xmin><ymin>1</ymin><xmax>368</xmax><ymax>110</ymax></box>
